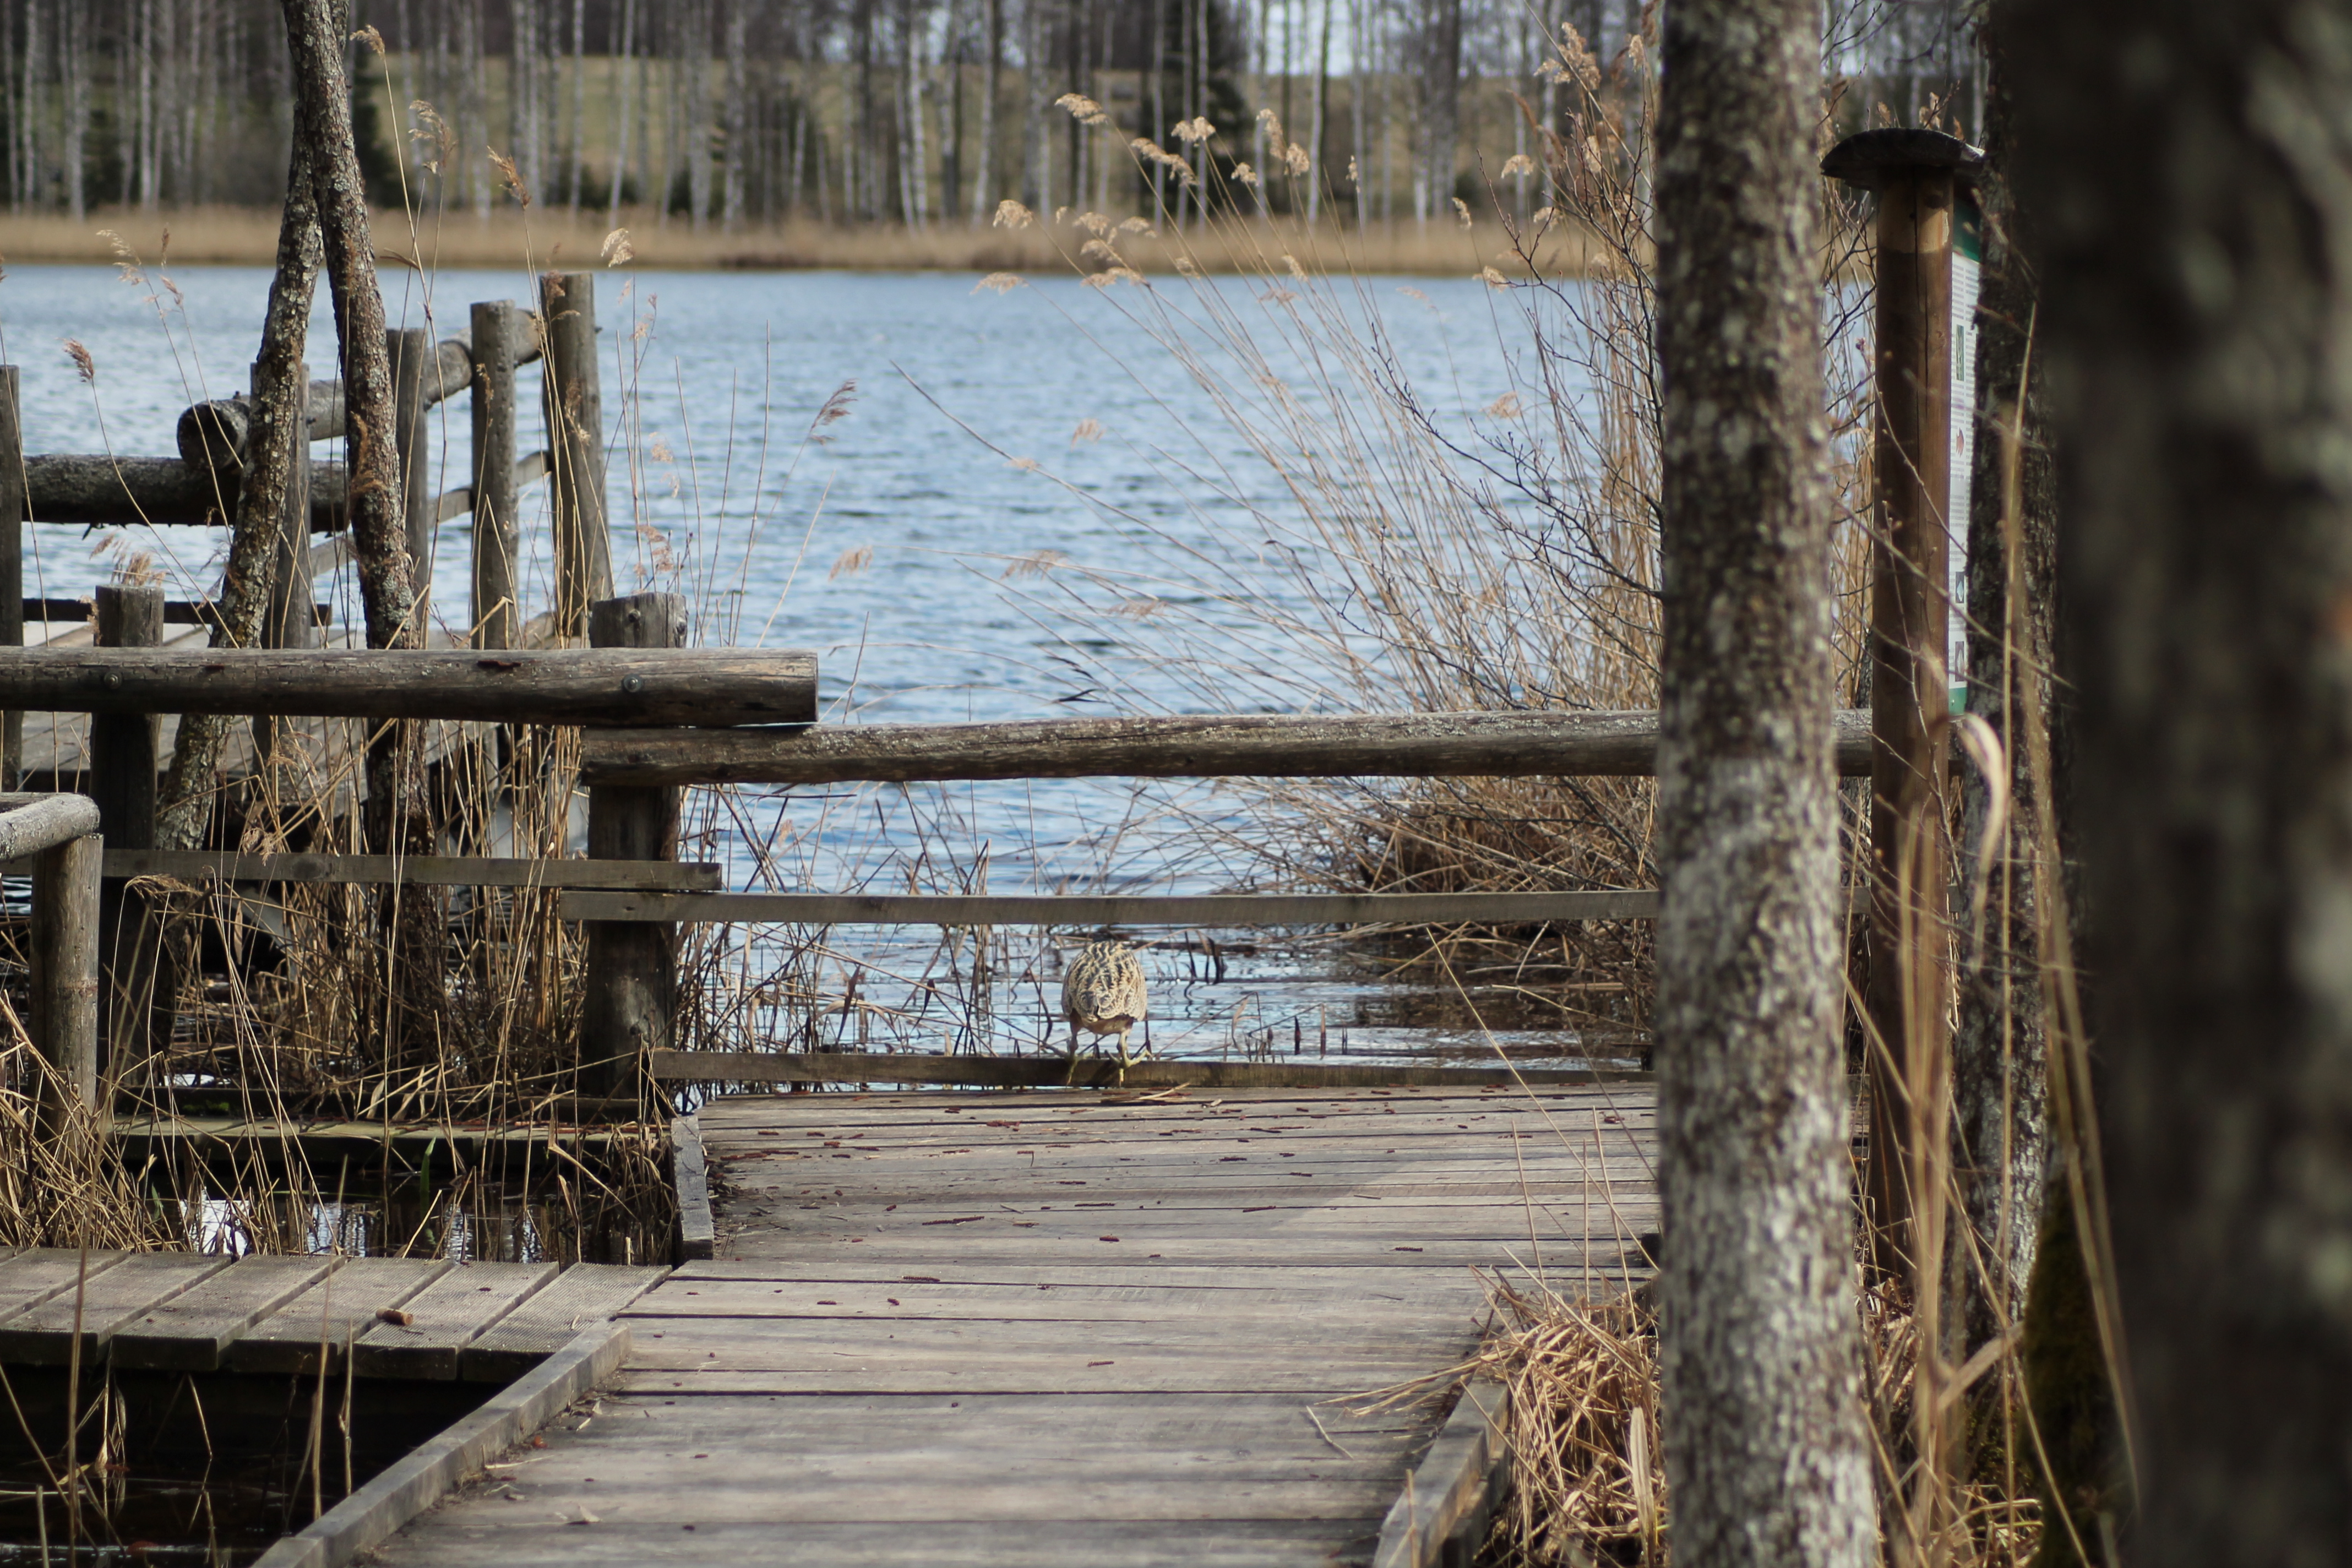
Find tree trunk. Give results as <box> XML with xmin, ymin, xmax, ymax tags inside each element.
<box><xmin>1656</xmin><ymin>0</ymin><xmax>1872</xmax><ymax>1561</ymax></box>
<box><xmin>281</xmin><ymin>0</ymin><xmax>443</xmax><ymax>1060</ymax></box>
<box><xmin>1650</xmin><ymin>0</ymin><xmax>1875</xmax><ymax>1562</ymax></box>
<box><xmin>155</xmin><ymin>131</ymin><xmax>323</xmax><ymax>851</ymax></box>
<box><xmin>2004</xmin><ymin>0</ymin><xmax>2352</xmax><ymax>1560</ymax></box>
<box><xmin>1951</xmin><ymin>15</ymin><xmax>2067</xmax><ymax>1382</ymax></box>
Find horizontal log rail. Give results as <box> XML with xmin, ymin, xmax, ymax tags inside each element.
<box><xmin>580</xmin><ymin>707</ymin><xmax>1876</xmax><ymax>787</ymax></box>
<box><xmin>558</xmin><ymin>889</ymin><xmax>1665</xmax><ymax>925</ymax></box>
<box><xmin>97</xmin><ymin>851</ymin><xmax>722</xmax><ymax>891</ymax></box>
<box><xmin>26</xmin><ymin>597</ymin><xmax>331</xmax><ymax>629</ymax></box>
<box><xmin>434</xmin><ymin>450</ymin><xmax>551</xmax><ymax>524</ymax></box>
<box><xmin>648</xmin><ymin>1050</ymin><xmax>1644</xmax><ymax>1090</ymax></box>
<box><xmin>0</xmin><ymin>791</ymin><xmax>99</xmax><ymax>859</ymax></box>
<box><xmin>175</xmin><ymin>323</ymin><xmax>544</xmax><ymax>462</ymax></box>
<box><xmin>0</xmin><ymin>647</ymin><xmax>818</xmax><ymax>726</ymax></box>
<box><xmin>26</xmin><ymin>454</ymin><xmax>347</xmax><ymax>531</ymax></box>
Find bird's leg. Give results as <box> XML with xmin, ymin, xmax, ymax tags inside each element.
<box><xmin>1065</xmin><ymin>1021</ymin><xmax>1084</xmax><ymax>1087</ymax></box>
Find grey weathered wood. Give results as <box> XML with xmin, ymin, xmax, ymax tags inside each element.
<box><xmin>470</xmin><ymin>301</ymin><xmax>521</xmax><ymax>650</ymax></box>
<box><xmin>390</xmin><ymin>327</ymin><xmax>434</xmax><ymax>619</ymax></box>
<box><xmin>439</xmin><ymin>451</ymin><xmax>549</xmax><ymax>526</ymax></box>
<box><xmin>582</xmin><ymin>707</ymin><xmax>1876</xmax><ymax>787</ymax></box>
<box><xmin>29</xmin><ymin>828</ymin><xmax>101</xmax><ymax>1117</ymax></box>
<box><xmin>173</xmin><ymin>330</ymin><xmax>542</xmax><ymax>461</ymax></box>
<box><xmin>92</xmin><ymin>583</ymin><xmax>166</xmax><ymax>1081</ymax></box>
<box><xmin>459</xmin><ymin>1264</ymin><xmax>668</xmax><ymax>1381</ymax></box>
<box><xmin>264</xmin><ymin>363</ymin><xmax>318</xmax><ymax>652</ymax></box>
<box><xmin>581</xmin><ymin>594</ymin><xmax>687</xmax><ymax>1097</ymax></box>
<box><xmin>0</xmin><ymin>1250</ymin><xmax>232</xmax><ymax>1363</ymax></box>
<box><xmin>673</xmin><ymin>1114</ymin><xmax>715</xmax><ymax>1262</ymax></box>
<box><xmin>0</xmin><ymin>646</ymin><xmax>817</xmax><ymax>726</ymax></box>
<box><xmin>567</xmin><ymin>889</ymin><xmax>1663</xmax><ymax>927</ymax></box>
<box><xmin>257</xmin><ymin>1320</ymin><xmax>629</xmax><ymax>1568</ymax></box>
<box><xmin>0</xmin><ymin>791</ymin><xmax>101</xmax><ymax>857</ymax></box>
<box><xmin>0</xmin><ymin>367</ymin><xmax>21</xmax><ymax>785</ymax></box>
<box><xmin>108</xmin><ymin>1253</ymin><xmax>337</xmax><ymax>1370</ymax></box>
<box><xmin>24</xmin><ymin>597</ymin><xmax>331</xmax><ymax>628</ymax></box>
<box><xmin>26</xmin><ymin>453</ymin><xmax>351</xmax><ymax>533</ymax></box>
<box><xmin>227</xmin><ymin>1256</ymin><xmax>453</xmax><ymax>1374</ymax></box>
<box><xmin>0</xmin><ymin>1249</ymin><xmax>130</xmax><ymax>1322</ymax></box>
<box><xmin>652</xmin><ymin>1050</ymin><xmax>1636</xmax><ymax>1091</ymax></box>
<box><xmin>351</xmin><ymin>1262</ymin><xmax>559</xmax><ymax>1380</ymax></box>
<box><xmin>1370</xmin><ymin>1380</ymin><xmax>1509</xmax><ymax>1568</ymax></box>
<box><xmin>541</xmin><ymin>272</ymin><xmax>612</xmax><ymax>634</ymax></box>
<box><xmin>102</xmin><ymin>849</ymin><xmax>721</xmax><ymax>890</ymax></box>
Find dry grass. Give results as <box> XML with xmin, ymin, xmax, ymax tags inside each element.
<box><xmin>0</xmin><ymin>204</ymin><xmax>1602</xmax><ymax>277</ymax></box>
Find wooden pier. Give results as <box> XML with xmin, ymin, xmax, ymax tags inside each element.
<box><xmin>342</xmin><ymin>1082</ymin><xmax>1658</xmax><ymax>1568</ymax></box>
<box><xmin>0</xmin><ymin>1248</ymin><xmax>667</xmax><ymax>1379</ymax></box>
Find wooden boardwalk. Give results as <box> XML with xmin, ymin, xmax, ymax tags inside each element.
<box><xmin>0</xmin><ymin>1249</ymin><xmax>666</xmax><ymax>1379</ymax></box>
<box><xmin>372</xmin><ymin>1082</ymin><xmax>1659</xmax><ymax>1567</ymax></box>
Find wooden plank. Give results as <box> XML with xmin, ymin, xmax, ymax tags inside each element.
<box><xmin>102</xmin><ymin>849</ymin><xmax>721</xmax><ymax>891</ymax></box>
<box><xmin>580</xmin><ymin>707</ymin><xmax>1877</xmax><ymax>786</ymax></box>
<box><xmin>542</xmin><ymin>271</ymin><xmax>613</xmax><ymax>632</ymax></box>
<box><xmin>1371</xmin><ymin>1380</ymin><xmax>1509</xmax><ymax>1568</ymax></box>
<box><xmin>255</xmin><ymin>1321</ymin><xmax>629</xmax><ymax>1568</ymax></box>
<box><xmin>673</xmin><ymin>1115</ymin><xmax>715</xmax><ymax>1262</ymax></box>
<box><xmin>24</xmin><ymin>452</ymin><xmax>347</xmax><ymax>533</ymax></box>
<box><xmin>0</xmin><ymin>367</ymin><xmax>22</xmax><ymax>782</ymax></box>
<box><xmin>0</xmin><ymin>1248</ymin><xmax>127</xmax><ymax>1322</ymax></box>
<box><xmin>352</xmin><ymin>1262</ymin><xmax>559</xmax><ymax>1380</ymax></box>
<box><xmin>0</xmin><ymin>646</ymin><xmax>817</xmax><ymax>726</ymax></box>
<box><xmin>109</xmin><ymin>1253</ymin><xmax>337</xmax><ymax>1370</ymax></box>
<box><xmin>368</xmin><ymin>1519</ymin><xmax>1380</xmax><ymax>1567</ymax></box>
<box><xmin>650</xmin><ymin>1050</ymin><xmax>1640</xmax><ymax>1090</ymax></box>
<box><xmin>619</xmin><ymin>1277</ymin><xmax>1483</xmax><ymax>1326</ymax></box>
<box><xmin>0</xmin><ymin>1251</ymin><xmax>232</xmax><ymax>1364</ymax></box>
<box><xmin>227</xmin><ymin>1256</ymin><xmax>453</xmax><ymax>1374</ymax></box>
<box><xmin>460</xmin><ymin>1264</ymin><xmax>671</xmax><ymax>1381</ymax></box>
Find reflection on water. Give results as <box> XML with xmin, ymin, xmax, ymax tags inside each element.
<box><xmin>181</xmin><ymin>1174</ymin><xmax>662</xmax><ymax>1265</ymax></box>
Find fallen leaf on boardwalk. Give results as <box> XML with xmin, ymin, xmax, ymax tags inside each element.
<box><xmin>375</xmin><ymin>1307</ymin><xmax>413</xmax><ymax>1325</ymax></box>
<box><xmin>1098</xmin><ymin>1236</ymin><xmax>1121</xmax><ymax>1242</ymax></box>
<box><xmin>921</xmin><ymin>1216</ymin><xmax>987</xmax><ymax>1226</ymax></box>
<box><xmin>1088</xmin><ymin>1360</ymin><xmax>1114</xmax><ymax>1367</ymax></box>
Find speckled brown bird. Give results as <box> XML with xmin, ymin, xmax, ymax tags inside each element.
<box><xmin>1060</xmin><ymin>940</ymin><xmax>1148</xmax><ymax>1080</ymax></box>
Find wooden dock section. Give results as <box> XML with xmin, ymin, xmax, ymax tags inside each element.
<box><xmin>368</xmin><ymin>1082</ymin><xmax>1659</xmax><ymax>1567</ymax></box>
<box><xmin>0</xmin><ymin>1248</ymin><xmax>667</xmax><ymax>1378</ymax></box>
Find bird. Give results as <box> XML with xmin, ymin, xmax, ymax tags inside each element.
<box><xmin>1060</xmin><ymin>939</ymin><xmax>1148</xmax><ymax>1083</ymax></box>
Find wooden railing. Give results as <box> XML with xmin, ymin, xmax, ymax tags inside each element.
<box><xmin>0</xmin><ymin>792</ymin><xmax>101</xmax><ymax>1115</ymax></box>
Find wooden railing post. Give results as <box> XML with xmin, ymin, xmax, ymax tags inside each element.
<box><xmin>581</xmin><ymin>591</ymin><xmax>686</xmax><ymax>1099</ymax></box>
<box><xmin>1823</xmin><ymin>129</ymin><xmax>1981</xmax><ymax>1279</ymax></box>
<box><xmin>541</xmin><ymin>272</ymin><xmax>612</xmax><ymax>639</ymax></box>
<box><xmin>389</xmin><ymin>327</ymin><xmax>434</xmax><ymax>626</ymax></box>
<box><xmin>30</xmin><ymin>829</ymin><xmax>101</xmax><ymax>1119</ymax></box>
<box><xmin>93</xmin><ymin>581</ymin><xmax>166</xmax><ymax>1082</ymax></box>
<box><xmin>262</xmin><ymin>361</ymin><xmax>317</xmax><ymax>654</ymax></box>
<box><xmin>470</xmin><ymin>301</ymin><xmax>520</xmax><ymax>651</ymax></box>
<box><xmin>0</xmin><ymin>368</ymin><xmax>22</xmax><ymax>788</ymax></box>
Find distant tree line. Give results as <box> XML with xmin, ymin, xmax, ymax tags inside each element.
<box><xmin>0</xmin><ymin>0</ymin><xmax>1977</xmax><ymax>227</ymax></box>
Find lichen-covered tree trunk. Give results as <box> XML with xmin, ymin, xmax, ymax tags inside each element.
<box><xmin>281</xmin><ymin>0</ymin><xmax>445</xmax><ymax>1057</ymax></box>
<box><xmin>2006</xmin><ymin>1</ymin><xmax>2352</xmax><ymax>1559</ymax></box>
<box><xmin>155</xmin><ymin>134</ymin><xmax>322</xmax><ymax>852</ymax></box>
<box><xmin>1650</xmin><ymin>0</ymin><xmax>1874</xmax><ymax>1561</ymax></box>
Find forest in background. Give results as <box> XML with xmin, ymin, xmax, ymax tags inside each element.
<box><xmin>0</xmin><ymin>0</ymin><xmax>1974</xmax><ymax>239</ymax></box>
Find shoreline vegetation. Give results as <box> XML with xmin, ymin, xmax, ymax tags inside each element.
<box><xmin>0</xmin><ymin>204</ymin><xmax>1605</xmax><ymax>275</ymax></box>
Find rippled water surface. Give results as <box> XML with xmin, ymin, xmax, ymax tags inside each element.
<box><xmin>4</xmin><ymin>262</ymin><xmax>1623</xmax><ymax>1065</ymax></box>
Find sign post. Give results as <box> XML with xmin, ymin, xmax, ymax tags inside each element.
<box><xmin>1822</xmin><ymin>127</ymin><xmax>1985</xmax><ymax>1277</ymax></box>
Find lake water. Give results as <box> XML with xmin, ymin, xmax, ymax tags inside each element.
<box><xmin>2</xmin><ymin>258</ymin><xmax>1627</xmax><ymax>1068</ymax></box>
